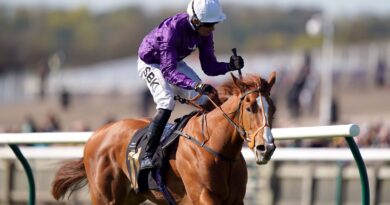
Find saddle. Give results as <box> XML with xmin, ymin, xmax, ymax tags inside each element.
<box><xmin>126</xmin><ymin>111</ymin><xmax>198</xmax><ymax>193</ymax></box>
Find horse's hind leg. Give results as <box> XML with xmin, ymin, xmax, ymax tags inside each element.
<box><xmin>107</xmin><ymin>171</ymin><xmax>147</xmax><ymax>205</ymax></box>
<box><xmin>84</xmin><ymin>169</ymin><xmax>109</xmax><ymax>204</ymax></box>
<box><xmin>83</xmin><ymin>153</ymin><xmax>123</xmax><ymax>204</ymax></box>
<box><xmin>84</xmin><ymin>158</ymin><xmax>111</xmax><ymax>204</ymax></box>
<box><xmin>87</xmin><ymin>185</ymin><xmax>106</xmax><ymax>205</ymax></box>
<box><xmin>85</xmin><ymin>160</ymin><xmax>146</xmax><ymax>205</ymax></box>
<box><xmin>83</xmin><ymin>119</ymin><xmax>150</xmax><ymax>204</ymax></box>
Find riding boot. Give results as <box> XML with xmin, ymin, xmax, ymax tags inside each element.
<box><xmin>140</xmin><ymin>108</ymin><xmax>171</xmax><ymax>170</ymax></box>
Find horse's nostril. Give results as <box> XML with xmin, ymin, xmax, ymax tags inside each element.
<box><xmin>256</xmin><ymin>144</ymin><xmax>266</xmax><ymax>152</ymax></box>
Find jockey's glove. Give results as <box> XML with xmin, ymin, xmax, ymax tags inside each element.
<box><xmin>228</xmin><ymin>55</ymin><xmax>244</xmax><ymax>71</ymax></box>
<box><xmin>194</xmin><ymin>83</ymin><xmax>215</xmax><ymax>95</ymax></box>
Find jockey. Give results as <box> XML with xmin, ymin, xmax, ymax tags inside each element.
<box><xmin>137</xmin><ymin>0</ymin><xmax>244</xmax><ymax>170</ymax></box>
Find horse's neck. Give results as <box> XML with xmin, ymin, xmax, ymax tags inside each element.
<box><xmin>201</xmin><ymin>95</ymin><xmax>244</xmax><ymax>158</ymax></box>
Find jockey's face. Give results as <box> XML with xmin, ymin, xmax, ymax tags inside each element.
<box><xmin>198</xmin><ymin>24</ymin><xmax>215</xmax><ymax>36</ymax></box>
<box><xmin>191</xmin><ymin>18</ymin><xmax>217</xmax><ymax>37</ymax></box>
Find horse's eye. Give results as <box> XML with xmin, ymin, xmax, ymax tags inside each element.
<box><xmin>246</xmin><ymin>107</ymin><xmax>251</xmax><ymax>112</ymax></box>
<box><xmin>246</xmin><ymin>98</ymin><xmax>250</xmax><ymax>102</ymax></box>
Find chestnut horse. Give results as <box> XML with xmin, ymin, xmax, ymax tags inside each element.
<box><xmin>52</xmin><ymin>72</ymin><xmax>277</xmax><ymax>205</ymax></box>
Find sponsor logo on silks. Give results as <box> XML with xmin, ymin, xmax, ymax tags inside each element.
<box><xmin>188</xmin><ymin>44</ymin><xmax>197</xmax><ymax>51</ymax></box>
<box><xmin>143</xmin><ymin>67</ymin><xmax>159</xmax><ymax>92</ymax></box>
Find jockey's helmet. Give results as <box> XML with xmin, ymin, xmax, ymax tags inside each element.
<box><xmin>187</xmin><ymin>0</ymin><xmax>226</xmax><ymax>23</ymax></box>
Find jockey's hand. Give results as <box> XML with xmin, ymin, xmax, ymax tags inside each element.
<box><xmin>229</xmin><ymin>55</ymin><xmax>244</xmax><ymax>71</ymax></box>
<box><xmin>194</xmin><ymin>83</ymin><xmax>216</xmax><ymax>95</ymax></box>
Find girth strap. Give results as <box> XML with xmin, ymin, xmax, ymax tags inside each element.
<box><xmin>152</xmin><ymin>169</ymin><xmax>176</xmax><ymax>205</ymax></box>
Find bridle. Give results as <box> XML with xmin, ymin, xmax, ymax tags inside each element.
<box><xmin>174</xmin><ymin>86</ymin><xmax>271</xmax><ymax>161</ymax></box>
<box><xmin>205</xmin><ymin>87</ymin><xmax>270</xmax><ymax>149</ymax></box>
<box><xmin>176</xmin><ymin>86</ymin><xmax>270</xmax><ymax>147</ymax></box>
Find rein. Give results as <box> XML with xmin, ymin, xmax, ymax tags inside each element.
<box><xmin>173</xmin><ymin>130</ymin><xmax>241</xmax><ymax>162</ymax></box>
<box><xmin>206</xmin><ymin>87</ymin><xmax>266</xmax><ymax>144</ymax></box>
<box><xmin>206</xmin><ymin>94</ymin><xmax>247</xmax><ymax>139</ymax></box>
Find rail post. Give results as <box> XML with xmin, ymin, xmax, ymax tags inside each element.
<box><xmin>344</xmin><ymin>136</ymin><xmax>369</xmax><ymax>205</ymax></box>
<box><xmin>8</xmin><ymin>144</ymin><xmax>35</xmax><ymax>205</ymax></box>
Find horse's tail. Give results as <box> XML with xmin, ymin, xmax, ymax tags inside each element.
<box><xmin>51</xmin><ymin>158</ymin><xmax>87</xmax><ymax>201</ymax></box>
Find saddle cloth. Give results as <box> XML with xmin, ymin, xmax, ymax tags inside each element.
<box><xmin>126</xmin><ymin>111</ymin><xmax>198</xmax><ymax>193</ymax></box>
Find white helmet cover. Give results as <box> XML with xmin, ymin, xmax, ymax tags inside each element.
<box><xmin>187</xmin><ymin>0</ymin><xmax>226</xmax><ymax>23</ymax></box>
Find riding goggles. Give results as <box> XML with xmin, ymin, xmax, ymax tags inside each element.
<box><xmin>201</xmin><ymin>22</ymin><xmax>218</xmax><ymax>28</ymax></box>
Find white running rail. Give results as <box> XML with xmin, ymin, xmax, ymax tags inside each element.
<box><xmin>0</xmin><ymin>124</ymin><xmax>359</xmax><ymax>144</ymax></box>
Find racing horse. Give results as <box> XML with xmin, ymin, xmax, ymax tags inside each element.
<box><xmin>51</xmin><ymin>72</ymin><xmax>277</xmax><ymax>204</ymax></box>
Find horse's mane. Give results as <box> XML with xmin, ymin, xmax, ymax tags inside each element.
<box><xmin>217</xmin><ymin>74</ymin><xmax>270</xmax><ymax>103</ymax></box>
<box><xmin>199</xmin><ymin>74</ymin><xmax>271</xmax><ymax>112</ymax></box>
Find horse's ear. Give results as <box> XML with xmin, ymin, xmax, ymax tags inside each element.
<box><xmin>231</xmin><ymin>73</ymin><xmax>246</xmax><ymax>91</ymax></box>
<box><xmin>268</xmin><ymin>71</ymin><xmax>276</xmax><ymax>89</ymax></box>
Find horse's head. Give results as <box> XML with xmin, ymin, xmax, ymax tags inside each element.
<box><xmin>229</xmin><ymin>72</ymin><xmax>277</xmax><ymax>165</ymax></box>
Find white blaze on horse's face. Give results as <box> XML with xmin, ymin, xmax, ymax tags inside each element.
<box><xmin>254</xmin><ymin>95</ymin><xmax>276</xmax><ymax>165</ymax></box>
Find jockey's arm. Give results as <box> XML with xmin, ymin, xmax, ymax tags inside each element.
<box><xmin>159</xmin><ymin>37</ymin><xmax>197</xmax><ymax>90</ymax></box>
<box><xmin>198</xmin><ymin>33</ymin><xmax>230</xmax><ymax>76</ymax></box>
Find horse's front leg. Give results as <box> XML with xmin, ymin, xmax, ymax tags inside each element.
<box><xmin>178</xmin><ymin>169</ymin><xmax>223</xmax><ymax>205</ymax></box>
